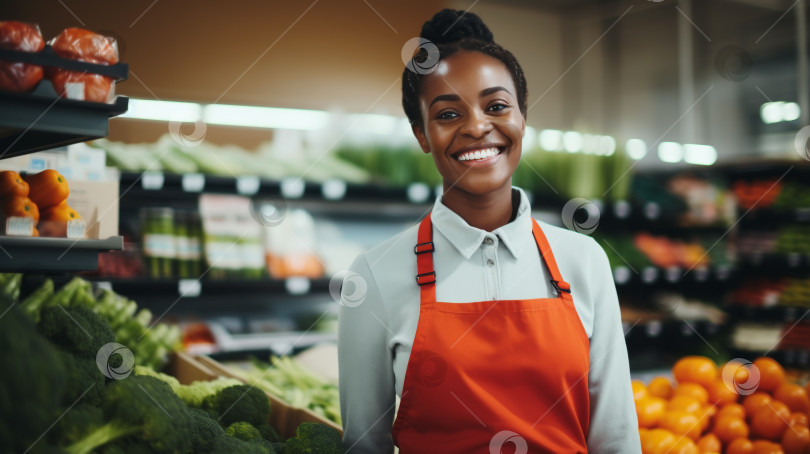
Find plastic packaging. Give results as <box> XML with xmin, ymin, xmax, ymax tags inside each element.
<box><xmin>0</xmin><ymin>21</ymin><xmax>45</xmax><ymax>93</ymax></box>
<box><xmin>48</xmin><ymin>27</ymin><xmax>119</xmax><ymax>103</ymax></box>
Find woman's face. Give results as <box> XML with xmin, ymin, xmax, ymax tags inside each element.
<box><xmin>414</xmin><ymin>51</ymin><xmax>525</xmax><ymax>196</ymax></box>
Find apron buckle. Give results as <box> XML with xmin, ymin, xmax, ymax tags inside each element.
<box><xmin>416</xmin><ymin>271</ymin><xmax>436</xmax><ymax>285</ymax></box>
<box><xmin>414</xmin><ymin>241</ymin><xmax>434</xmax><ymax>255</ymax></box>
<box><xmin>550</xmin><ymin>279</ymin><xmax>571</xmax><ymax>294</ymax></box>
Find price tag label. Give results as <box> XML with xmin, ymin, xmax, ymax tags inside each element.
<box><xmin>95</xmin><ymin>281</ymin><xmax>113</xmax><ymax>292</ymax></box>
<box><xmin>281</xmin><ymin>178</ymin><xmax>305</xmax><ymax>199</ymax></box>
<box><xmin>285</xmin><ymin>277</ymin><xmax>310</xmax><ymax>295</ymax></box>
<box><xmin>785</xmin><ymin>307</ymin><xmax>799</xmax><ymax>321</ymax></box>
<box><xmin>695</xmin><ymin>268</ymin><xmax>709</xmax><ymax>282</ymax></box>
<box><xmin>716</xmin><ymin>265</ymin><xmax>731</xmax><ymax>281</ymax></box>
<box><xmin>322</xmin><ymin>179</ymin><xmax>347</xmax><ymax>200</ymax></box>
<box><xmin>788</xmin><ymin>253</ymin><xmax>800</xmax><ymax>268</ymax></box>
<box><xmin>5</xmin><ymin>216</ymin><xmax>33</xmax><ymax>236</ymax></box>
<box><xmin>66</xmin><ymin>220</ymin><xmax>86</xmax><ymax>239</ymax></box>
<box><xmin>182</xmin><ymin>173</ymin><xmax>206</xmax><ymax>192</ymax></box>
<box><xmin>646</xmin><ymin>320</ymin><xmax>662</xmax><ymax>337</ymax></box>
<box><xmin>665</xmin><ymin>267</ymin><xmax>681</xmax><ymax>283</ymax></box>
<box><xmin>236</xmin><ymin>176</ymin><xmax>260</xmax><ymax>196</ymax></box>
<box><xmin>644</xmin><ymin>202</ymin><xmax>660</xmax><ymax>220</ymax></box>
<box><xmin>407</xmin><ymin>183</ymin><xmax>430</xmax><ymax>204</ymax></box>
<box><xmin>178</xmin><ymin>279</ymin><xmax>202</xmax><ymax>298</ymax></box>
<box><xmin>613</xmin><ymin>266</ymin><xmax>631</xmax><ymax>284</ymax></box>
<box><xmin>142</xmin><ymin>171</ymin><xmax>164</xmax><ymax>190</ymax></box>
<box><xmin>613</xmin><ymin>200</ymin><xmax>631</xmax><ymax>219</ymax></box>
<box><xmin>681</xmin><ymin>322</ymin><xmax>693</xmax><ymax>336</ymax></box>
<box><xmin>796</xmin><ymin>208</ymin><xmax>810</xmax><ymax>222</ymax></box>
<box><xmin>642</xmin><ymin>267</ymin><xmax>658</xmax><ymax>284</ymax></box>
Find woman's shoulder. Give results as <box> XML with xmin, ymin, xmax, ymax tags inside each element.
<box><xmin>351</xmin><ymin>222</ymin><xmax>420</xmax><ymax>274</ymax></box>
<box><xmin>533</xmin><ymin>219</ymin><xmax>601</xmax><ymax>252</ymax></box>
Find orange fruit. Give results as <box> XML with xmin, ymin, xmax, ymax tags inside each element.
<box><xmin>774</xmin><ymin>383</ymin><xmax>810</xmax><ymax>413</ymax></box>
<box><xmin>753</xmin><ymin>357</ymin><xmax>786</xmax><ymax>394</ymax></box>
<box><xmin>673</xmin><ymin>356</ymin><xmax>718</xmax><ymax>388</ymax></box>
<box><xmin>751</xmin><ymin>439</ymin><xmax>785</xmax><ymax>454</ymax></box>
<box><xmin>744</xmin><ymin>392</ymin><xmax>774</xmax><ymax>419</ymax></box>
<box><xmin>713</xmin><ymin>415</ymin><xmax>749</xmax><ymax>444</ymax></box>
<box><xmin>640</xmin><ymin>428</ymin><xmax>677</xmax><ymax>454</ymax></box>
<box><xmin>717</xmin><ymin>403</ymin><xmax>747</xmax><ymax>420</ymax></box>
<box><xmin>751</xmin><ymin>401</ymin><xmax>790</xmax><ymax>440</ymax></box>
<box><xmin>670</xmin><ymin>437</ymin><xmax>699</xmax><ymax>454</ymax></box>
<box><xmin>668</xmin><ymin>395</ymin><xmax>704</xmax><ymax>414</ymax></box>
<box><xmin>708</xmin><ymin>378</ymin><xmax>740</xmax><ymax>406</ymax></box>
<box><xmin>782</xmin><ymin>424</ymin><xmax>810</xmax><ymax>454</ymax></box>
<box><xmin>649</xmin><ymin>376</ymin><xmax>675</xmax><ymax>399</ymax></box>
<box><xmin>722</xmin><ymin>359</ymin><xmax>755</xmax><ymax>394</ymax></box>
<box><xmin>789</xmin><ymin>412</ymin><xmax>809</xmax><ymax>428</ymax></box>
<box><xmin>636</xmin><ymin>396</ymin><xmax>667</xmax><ymax>428</ymax></box>
<box><xmin>660</xmin><ymin>410</ymin><xmax>702</xmax><ymax>440</ymax></box>
<box><xmin>675</xmin><ymin>383</ymin><xmax>710</xmax><ymax>406</ymax></box>
<box><xmin>696</xmin><ymin>432</ymin><xmax>722</xmax><ymax>453</ymax></box>
<box><xmin>727</xmin><ymin>437</ymin><xmax>754</xmax><ymax>454</ymax></box>
<box><xmin>698</xmin><ymin>405</ymin><xmax>717</xmax><ymax>433</ymax></box>
<box><xmin>633</xmin><ymin>379</ymin><xmax>647</xmax><ymax>401</ymax></box>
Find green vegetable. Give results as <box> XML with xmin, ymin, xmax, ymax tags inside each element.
<box><xmin>226</xmin><ymin>421</ymin><xmax>263</xmax><ymax>441</ymax></box>
<box><xmin>20</xmin><ymin>278</ymin><xmax>54</xmax><ymax>322</ymax></box>
<box><xmin>0</xmin><ymin>272</ymin><xmax>21</xmax><ymax>305</ymax></box>
<box><xmin>0</xmin><ymin>300</ymin><xmax>67</xmax><ymax>454</ymax></box>
<box><xmin>65</xmin><ymin>376</ymin><xmax>194</xmax><ymax>454</ymax></box>
<box><xmin>284</xmin><ymin>422</ymin><xmax>344</xmax><ymax>454</ymax></box>
<box><xmin>203</xmin><ymin>384</ymin><xmax>271</xmax><ymax>428</ymax></box>
<box><xmin>39</xmin><ymin>305</ymin><xmax>115</xmax><ymax>359</ymax></box>
<box><xmin>189</xmin><ymin>407</ymin><xmax>226</xmax><ymax>451</ymax></box>
<box><xmin>57</xmin><ymin>349</ymin><xmax>106</xmax><ymax>407</ymax></box>
<box><xmin>134</xmin><ymin>364</ymin><xmax>242</xmax><ymax>408</ymax></box>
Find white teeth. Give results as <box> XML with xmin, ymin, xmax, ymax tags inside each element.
<box><xmin>457</xmin><ymin>147</ymin><xmax>500</xmax><ymax>161</ymax></box>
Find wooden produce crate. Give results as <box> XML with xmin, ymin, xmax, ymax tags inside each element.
<box><xmin>194</xmin><ymin>355</ymin><xmax>343</xmax><ymax>438</ymax></box>
<box><xmin>163</xmin><ymin>351</ymin><xmax>220</xmax><ymax>384</ymax></box>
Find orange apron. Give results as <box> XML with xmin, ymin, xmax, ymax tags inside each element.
<box><xmin>391</xmin><ymin>213</ymin><xmax>590</xmax><ymax>453</ymax></box>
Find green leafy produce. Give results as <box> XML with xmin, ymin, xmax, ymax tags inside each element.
<box><xmin>58</xmin><ymin>350</ymin><xmax>106</xmax><ymax>407</ymax></box>
<box><xmin>226</xmin><ymin>421</ymin><xmax>263</xmax><ymax>441</ymax></box>
<box><xmin>134</xmin><ymin>365</ymin><xmax>242</xmax><ymax>408</ymax></box>
<box><xmin>228</xmin><ymin>356</ymin><xmax>341</xmax><ymax>425</ymax></box>
<box><xmin>39</xmin><ymin>304</ymin><xmax>115</xmax><ymax>359</ymax></box>
<box><xmin>0</xmin><ymin>272</ymin><xmax>21</xmax><ymax>306</ymax></box>
<box><xmin>20</xmin><ymin>277</ymin><xmax>54</xmax><ymax>322</ymax></box>
<box><xmin>284</xmin><ymin>422</ymin><xmax>344</xmax><ymax>454</ymax></box>
<box><xmin>203</xmin><ymin>383</ymin><xmax>272</xmax><ymax>427</ymax></box>
<box><xmin>0</xmin><ymin>300</ymin><xmax>67</xmax><ymax>454</ymax></box>
<box><xmin>189</xmin><ymin>407</ymin><xmax>226</xmax><ymax>451</ymax></box>
<box><xmin>65</xmin><ymin>376</ymin><xmax>194</xmax><ymax>454</ymax></box>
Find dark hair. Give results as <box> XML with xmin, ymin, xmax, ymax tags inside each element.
<box><xmin>402</xmin><ymin>9</ymin><xmax>528</xmax><ymax>128</ymax></box>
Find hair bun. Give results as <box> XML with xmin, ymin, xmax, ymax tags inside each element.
<box><xmin>420</xmin><ymin>9</ymin><xmax>494</xmax><ymax>45</ymax></box>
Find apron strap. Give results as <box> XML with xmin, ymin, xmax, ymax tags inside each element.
<box><xmin>414</xmin><ymin>214</ymin><xmax>572</xmax><ymax>303</ymax></box>
<box><xmin>415</xmin><ymin>213</ymin><xmax>437</xmax><ymax>304</ymax></box>
<box><xmin>531</xmin><ymin>218</ymin><xmax>573</xmax><ymax>298</ymax></box>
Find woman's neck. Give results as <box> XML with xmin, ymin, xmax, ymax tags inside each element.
<box><xmin>440</xmin><ymin>183</ymin><xmax>516</xmax><ymax>232</ymax></box>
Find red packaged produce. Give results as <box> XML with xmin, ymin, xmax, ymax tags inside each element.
<box><xmin>0</xmin><ymin>21</ymin><xmax>45</xmax><ymax>92</ymax></box>
<box><xmin>48</xmin><ymin>28</ymin><xmax>119</xmax><ymax>103</ymax></box>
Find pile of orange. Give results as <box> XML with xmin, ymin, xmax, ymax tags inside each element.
<box><xmin>0</xmin><ymin>169</ymin><xmax>80</xmax><ymax>237</ymax></box>
<box><xmin>636</xmin><ymin>356</ymin><xmax>810</xmax><ymax>454</ymax></box>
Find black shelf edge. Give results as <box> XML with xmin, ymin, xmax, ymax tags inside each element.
<box><xmin>725</xmin><ymin>304</ymin><xmax>810</xmax><ymax>323</ymax></box>
<box><xmin>0</xmin><ymin>236</ymin><xmax>123</xmax><ymax>271</ymax></box>
<box><xmin>0</xmin><ymin>46</ymin><xmax>129</xmax><ymax>80</ymax></box>
<box><xmin>612</xmin><ymin>265</ymin><xmax>735</xmax><ymax>287</ymax></box>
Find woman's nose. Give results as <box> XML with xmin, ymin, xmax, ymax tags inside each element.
<box><xmin>459</xmin><ymin>110</ymin><xmax>492</xmax><ymax>138</ymax></box>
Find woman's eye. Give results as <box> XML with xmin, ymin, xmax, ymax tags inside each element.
<box><xmin>488</xmin><ymin>103</ymin><xmax>508</xmax><ymax>112</ymax></box>
<box><xmin>437</xmin><ymin>111</ymin><xmax>458</xmax><ymax>120</ymax></box>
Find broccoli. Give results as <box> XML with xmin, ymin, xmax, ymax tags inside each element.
<box><xmin>39</xmin><ymin>304</ymin><xmax>115</xmax><ymax>359</ymax></box>
<box><xmin>259</xmin><ymin>423</ymin><xmax>284</xmax><ymax>442</ymax></box>
<box><xmin>210</xmin><ymin>435</ymin><xmax>274</xmax><ymax>454</ymax></box>
<box><xmin>189</xmin><ymin>407</ymin><xmax>226</xmax><ymax>451</ymax></box>
<box><xmin>58</xmin><ymin>349</ymin><xmax>106</xmax><ymax>407</ymax></box>
<box><xmin>203</xmin><ymin>384</ymin><xmax>271</xmax><ymax>427</ymax></box>
<box><xmin>0</xmin><ymin>300</ymin><xmax>66</xmax><ymax>454</ymax></box>
<box><xmin>56</xmin><ymin>403</ymin><xmax>103</xmax><ymax>446</ymax></box>
<box><xmin>284</xmin><ymin>422</ymin><xmax>345</xmax><ymax>454</ymax></box>
<box><xmin>19</xmin><ymin>277</ymin><xmax>53</xmax><ymax>322</ymax></box>
<box><xmin>65</xmin><ymin>375</ymin><xmax>194</xmax><ymax>454</ymax></box>
<box><xmin>226</xmin><ymin>421</ymin><xmax>263</xmax><ymax>441</ymax></box>
<box><xmin>135</xmin><ymin>365</ymin><xmax>242</xmax><ymax>408</ymax></box>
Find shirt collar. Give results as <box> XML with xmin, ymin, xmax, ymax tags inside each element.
<box><xmin>431</xmin><ymin>187</ymin><xmax>533</xmax><ymax>260</ymax></box>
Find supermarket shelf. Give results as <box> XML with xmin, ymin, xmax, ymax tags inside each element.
<box><xmin>0</xmin><ymin>86</ymin><xmax>129</xmax><ymax>158</ymax></box>
<box><xmin>0</xmin><ymin>46</ymin><xmax>129</xmax><ymax>80</ymax></box>
<box><xmin>0</xmin><ymin>236</ymin><xmax>123</xmax><ymax>271</ymax></box>
<box><xmin>611</xmin><ymin>265</ymin><xmax>734</xmax><ymax>286</ymax></box>
<box><xmin>57</xmin><ymin>276</ymin><xmax>332</xmax><ymax>298</ymax></box>
<box><xmin>738</xmin><ymin>252</ymin><xmax>810</xmax><ymax>271</ymax></box>
<box><xmin>728</xmin><ymin>349</ymin><xmax>810</xmax><ymax>368</ymax></box>
<box><xmin>726</xmin><ymin>304</ymin><xmax>810</xmax><ymax>323</ymax></box>
<box><xmin>739</xmin><ymin>207</ymin><xmax>810</xmax><ymax>225</ymax></box>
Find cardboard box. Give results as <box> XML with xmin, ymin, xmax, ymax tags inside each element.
<box><xmin>194</xmin><ymin>355</ymin><xmax>344</xmax><ymax>438</ymax></box>
<box><xmin>66</xmin><ymin>175</ymin><xmax>119</xmax><ymax>239</ymax></box>
<box><xmin>163</xmin><ymin>351</ymin><xmax>220</xmax><ymax>384</ymax></box>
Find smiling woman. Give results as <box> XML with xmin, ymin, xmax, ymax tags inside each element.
<box><xmin>338</xmin><ymin>8</ymin><xmax>641</xmax><ymax>454</ymax></box>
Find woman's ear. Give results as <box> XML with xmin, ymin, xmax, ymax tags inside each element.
<box><xmin>413</xmin><ymin>125</ymin><xmax>431</xmax><ymax>154</ymax></box>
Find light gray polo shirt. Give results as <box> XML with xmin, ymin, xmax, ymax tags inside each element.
<box><xmin>338</xmin><ymin>187</ymin><xmax>641</xmax><ymax>453</ymax></box>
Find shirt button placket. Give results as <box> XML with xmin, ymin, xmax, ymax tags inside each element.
<box><xmin>483</xmin><ymin>236</ymin><xmax>498</xmax><ymax>300</ymax></box>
